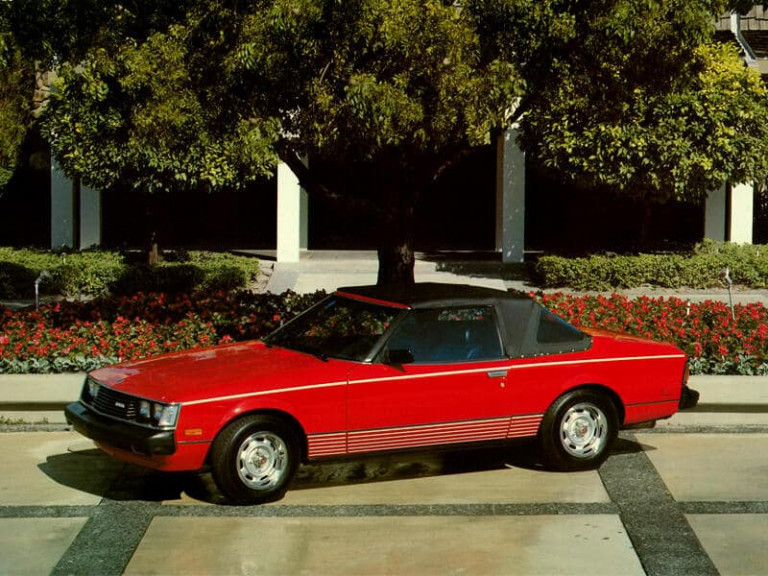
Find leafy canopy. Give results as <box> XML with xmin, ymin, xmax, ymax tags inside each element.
<box><xmin>6</xmin><ymin>0</ymin><xmax>768</xmax><ymax>281</ymax></box>
<box><xmin>0</xmin><ymin>3</ymin><xmax>29</xmax><ymax>190</ymax></box>
<box><xmin>34</xmin><ymin>0</ymin><xmax>768</xmax><ymax>205</ymax></box>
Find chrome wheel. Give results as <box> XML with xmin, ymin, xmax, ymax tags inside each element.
<box><xmin>236</xmin><ymin>431</ymin><xmax>289</xmax><ymax>491</ymax></box>
<box><xmin>559</xmin><ymin>402</ymin><xmax>607</xmax><ymax>459</ymax></box>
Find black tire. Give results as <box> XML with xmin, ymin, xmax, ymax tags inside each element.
<box><xmin>210</xmin><ymin>415</ymin><xmax>299</xmax><ymax>505</ymax></box>
<box><xmin>538</xmin><ymin>389</ymin><xmax>619</xmax><ymax>471</ymax></box>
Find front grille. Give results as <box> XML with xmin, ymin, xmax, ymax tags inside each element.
<box><xmin>90</xmin><ymin>386</ymin><xmax>139</xmax><ymax>421</ymax></box>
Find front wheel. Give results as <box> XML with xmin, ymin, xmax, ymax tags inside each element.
<box><xmin>538</xmin><ymin>390</ymin><xmax>618</xmax><ymax>471</ymax></box>
<box><xmin>210</xmin><ymin>415</ymin><xmax>299</xmax><ymax>505</ymax></box>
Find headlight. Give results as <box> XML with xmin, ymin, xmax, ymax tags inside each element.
<box><xmin>154</xmin><ymin>403</ymin><xmax>180</xmax><ymax>427</ymax></box>
<box><xmin>86</xmin><ymin>378</ymin><xmax>100</xmax><ymax>400</ymax></box>
<box><xmin>137</xmin><ymin>400</ymin><xmax>180</xmax><ymax>428</ymax></box>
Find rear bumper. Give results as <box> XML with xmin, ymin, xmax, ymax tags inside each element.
<box><xmin>679</xmin><ymin>386</ymin><xmax>700</xmax><ymax>410</ymax></box>
<box><xmin>65</xmin><ymin>401</ymin><xmax>176</xmax><ymax>456</ymax></box>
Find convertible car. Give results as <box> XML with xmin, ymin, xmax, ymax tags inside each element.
<box><xmin>66</xmin><ymin>283</ymin><xmax>698</xmax><ymax>504</ymax></box>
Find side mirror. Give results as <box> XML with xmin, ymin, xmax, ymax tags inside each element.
<box><xmin>386</xmin><ymin>348</ymin><xmax>414</xmax><ymax>366</ymax></box>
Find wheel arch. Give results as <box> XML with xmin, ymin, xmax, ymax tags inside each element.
<box><xmin>206</xmin><ymin>408</ymin><xmax>309</xmax><ymax>464</ymax></box>
<box><xmin>557</xmin><ymin>383</ymin><xmax>625</xmax><ymax>426</ymax></box>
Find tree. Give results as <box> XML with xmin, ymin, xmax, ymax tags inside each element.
<box><xmin>40</xmin><ymin>0</ymin><xmax>519</xmax><ymax>283</ymax></box>
<box><xmin>500</xmin><ymin>2</ymin><xmax>768</xmax><ymax>203</ymax></box>
<box><xmin>0</xmin><ymin>5</ymin><xmax>29</xmax><ymax>190</ymax></box>
<box><xmin>15</xmin><ymin>0</ymin><xmax>768</xmax><ymax>283</ymax></box>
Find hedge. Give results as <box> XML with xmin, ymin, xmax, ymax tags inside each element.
<box><xmin>0</xmin><ymin>248</ymin><xmax>261</xmax><ymax>298</ymax></box>
<box><xmin>532</xmin><ymin>240</ymin><xmax>768</xmax><ymax>291</ymax></box>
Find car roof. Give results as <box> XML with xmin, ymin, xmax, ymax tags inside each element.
<box><xmin>336</xmin><ymin>282</ymin><xmax>529</xmax><ymax>309</ymax></box>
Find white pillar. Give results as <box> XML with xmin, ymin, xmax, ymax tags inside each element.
<box><xmin>495</xmin><ymin>128</ymin><xmax>525</xmax><ymax>263</ymax></box>
<box><xmin>729</xmin><ymin>182</ymin><xmax>754</xmax><ymax>244</ymax></box>
<box><xmin>704</xmin><ymin>182</ymin><xmax>754</xmax><ymax>244</ymax></box>
<box><xmin>704</xmin><ymin>183</ymin><xmax>727</xmax><ymax>242</ymax></box>
<box><xmin>277</xmin><ymin>162</ymin><xmax>308</xmax><ymax>262</ymax></box>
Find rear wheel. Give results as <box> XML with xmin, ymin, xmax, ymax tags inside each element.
<box><xmin>538</xmin><ymin>390</ymin><xmax>618</xmax><ymax>471</ymax></box>
<box><xmin>210</xmin><ymin>415</ymin><xmax>298</xmax><ymax>505</ymax></box>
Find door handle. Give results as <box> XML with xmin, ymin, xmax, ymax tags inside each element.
<box><xmin>486</xmin><ymin>370</ymin><xmax>507</xmax><ymax>379</ymax></box>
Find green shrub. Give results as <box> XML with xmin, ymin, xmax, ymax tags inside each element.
<box><xmin>0</xmin><ymin>248</ymin><xmax>260</xmax><ymax>298</ymax></box>
<box><xmin>533</xmin><ymin>241</ymin><xmax>768</xmax><ymax>290</ymax></box>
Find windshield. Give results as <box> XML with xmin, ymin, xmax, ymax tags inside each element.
<box><xmin>265</xmin><ymin>295</ymin><xmax>402</xmax><ymax>361</ymax></box>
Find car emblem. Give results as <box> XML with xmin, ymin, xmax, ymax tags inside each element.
<box><xmin>115</xmin><ymin>401</ymin><xmax>125</xmax><ymax>409</ymax></box>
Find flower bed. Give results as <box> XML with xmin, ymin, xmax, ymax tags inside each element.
<box><xmin>539</xmin><ymin>293</ymin><xmax>768</xmax><ymax>375</ymax></box>
<box><xmin>1</xmin><ymin>290</ymin><xmax>766</xmax><ymax>375</ymax></box>
<box><xmin>0</xmin><ymin>291</ymin><xmax>323</xmax><ymax>373</ymax></box>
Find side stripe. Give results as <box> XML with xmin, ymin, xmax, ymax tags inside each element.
<box><xmin>508</xmin><ymin>414</ymin><xmax>544</xmax><ymax>437</ymax></box>
<box><xmin>182</xmin><ymin>353</ymin><xmax>685</xmax><ymax>407</ymax></box>
<box><xmin>183</xmin><ymin>380</ymin><xmax>346</xmax><ymax>406</ymax></box>
<box><xmin>307</xmin><ymin>415</ymin><xmax>544</xmax><ymax>458</ymax></box>
<box><xmin>307</xmin><ymin>432</ymin><xmax>347</xmax><ymax>458</ymax></box>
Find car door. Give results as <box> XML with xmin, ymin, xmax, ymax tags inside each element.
<box><xmin>345</xmin><ymin>305</ymin><xmax>519</xmax><ymax>454</ymax></box>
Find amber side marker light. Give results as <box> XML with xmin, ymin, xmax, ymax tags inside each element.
<box><xmin>184</xmin><ymin>428</ymin><xmax>204</xmax><ymax>437</ymax></box>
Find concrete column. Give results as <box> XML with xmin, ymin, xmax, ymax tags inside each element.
<box><xmin>50</xmin><ymin>158</ymin><xmax>102</xmax><ymax>250</ymax></box>
<box><xmin>50</xmin><ymin>158</ymin><xmax>75</xmax><ymax>249</ymax></box>
<box><xmin>704</xmin><ymin>182</ymin><xmax>754</xmax><ymax>244</ymax></box>
<box><xmin>277</xmin><ymin>162</ymin><xmax>308</xmax><ymax>262</ymax></box>
<box><xmin>495</xmin><ymin>128</ymin><xmax>525</xmax><ymax>263</ymax></box>
<box><xmin>729</xmin><ymin>182</ymin><xmax>754</xmax><ymax>244</ymax></box>
<box><xmin>80</xmin><ymin>182</ymin><xmax>102</xmax><ymax>249</ymax></box>
<box><xmin>704</xmin><ymin>183</ymin><xmax>727</xmax><ymax>242</ymax></box>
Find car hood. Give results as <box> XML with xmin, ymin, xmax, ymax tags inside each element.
<box><xmin>88</xmin><ymin>341</ymin><xmax>352</xmax><ymax>403</ymax></box>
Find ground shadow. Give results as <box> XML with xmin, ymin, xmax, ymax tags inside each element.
<box><xmin>38</xmin><ymin>436</ymin><xmax>644</xmax><ymax>505</ymax></box>
<box><xmin>288</xmin><ymin>439</ymin><xmax>544</xmax><ymax>493</ymax></box>
<box><xmin>419</xmin><ymin>251</ymin><xmax>533</xmax><ymax>285</ymax></box>
<box><xmin>38</xmin><ymin>439</ymin><xmax>545</xmax><ymax>504</ymax></box>
<box><xmin>38</xmin><ymin>448</ymin><xmax>216</xmax><ymax>503</ymax></box>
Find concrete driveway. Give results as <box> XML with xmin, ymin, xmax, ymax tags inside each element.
<box><xmin>1</xmin><ymin>425</ymin><xmax>767</xmax><ymax>575</ymax></box>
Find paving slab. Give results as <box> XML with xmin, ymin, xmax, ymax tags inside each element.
<box><xmin>276</xmin><ymin>468</ymin><xmax>607</xmax><ymax>507</ymax></box>
<box><xmin>0</xmin><ymin>431</ymin><xmax>119</xmax><ymax>506</ymax></box>
<box><xmin>125</xmin><ymin>515</ymin><xmax>642</xmax><ymax>576</ymax></box>
<box><xmin>637</xmin><ymin>433</ymin><xmax>768</xmax><ymax>502</ymax></box>
<box><xmin>687</xmin><ymin>514</ymin><xmax>768</xmax><ymax>576</ymax></box>
<box><xmin>266</xmin><ymin>254</ymin><xmax>507</xmax><ymax>294</ymax></box>
<box><xmin>0</xmin><ymin>518</ymin><xmax>87</xmax><ymax>575</ymax></box>
<box><xmin>166</xmin><ymin>450</ymin><xmax>609</xmax><ymax>506</ymax></box>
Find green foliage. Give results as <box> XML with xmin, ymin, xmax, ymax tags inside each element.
<box><xmin>533</xmin><ymin>241</ymin><xmax>768</xmax><ymax>290</ymax></box>
<box><xmin>0</xmin><ymin>248</ymin><xmax>260</xmax><ymax>298</ymax></box>
<box><xmin>514</xmin><ymin>3</ymin><xmax>768</xmax><ymax>202</ymax></box>
<box><xmin>9</xmin><ymin>1</ymin><xmax>768</xmax><ymax>283</ymax></box>
<box><xmin>0</xmin><ymin>12</ymin><xmax>29</xmax><ymax>191</ymax></box>
<box><xmin>42</xmin><ymin>24</ymin><xmax>281</xmax><ymax>193</ymax></box>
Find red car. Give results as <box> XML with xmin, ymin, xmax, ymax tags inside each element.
<box><xmin>66</xmin><ymin>283</ymin><xmax>698</xmax><ymax>504</ymax></box>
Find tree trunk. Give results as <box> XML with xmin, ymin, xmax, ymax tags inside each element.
<box><xmin>376</xmin><ymin>190</ymin><xmax>416</xmax><ymax>285</ymax></box>
<box><xmin>377</xmin><ymin>238</ymin><xmax>415</xmax><ymax>285</ymax></box>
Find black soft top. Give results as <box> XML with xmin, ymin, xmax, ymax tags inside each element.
<box><xmin>337</xmin><ymin>283</ymin><xmax>591</xmax><ymax>358</ymax></box>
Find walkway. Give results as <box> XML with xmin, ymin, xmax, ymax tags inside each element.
<box><xmin>2</xmin><ymin>424</ymin><xmax>767</xmax><ymax>575</ymax></box>
<box><xmin>251</xmin><ymin>250</ymin><xmax>768</xmax><ymax>305</ymax></box>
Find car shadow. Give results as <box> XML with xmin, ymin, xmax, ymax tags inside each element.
<box><xmin>37</xmin><ymin>447</ymin><xmax>223</xmax><ymax>504</ymax></box>
<box><xmin>38</xmin><ymin>436</ymin><xmax>650</xmax><ymax>505</ymax></box>
<box><xmin>288</xmin><ymin>439</ymin><xmax>544</xmax><ymax>493</ymax></box>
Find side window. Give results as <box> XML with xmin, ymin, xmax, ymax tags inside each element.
<box><xmin>386</xmin><ymin>306</ymin><xmax>504</xmax><ymax>363</ymax></box>
<box><xmin>537</xmin><ymin>309</ymin><xmax>585</xmax><ymax>344</ymax></box>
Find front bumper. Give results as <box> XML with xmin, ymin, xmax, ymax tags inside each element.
<box><xmin>65</xmin><ymin>401</ymin><xmax>176</xmax><ymax>456</ymax></box>
<box><xmin>679</xmin><ymin>385</ymin><xmax>700</xmax><ymax>410</ymax></box>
